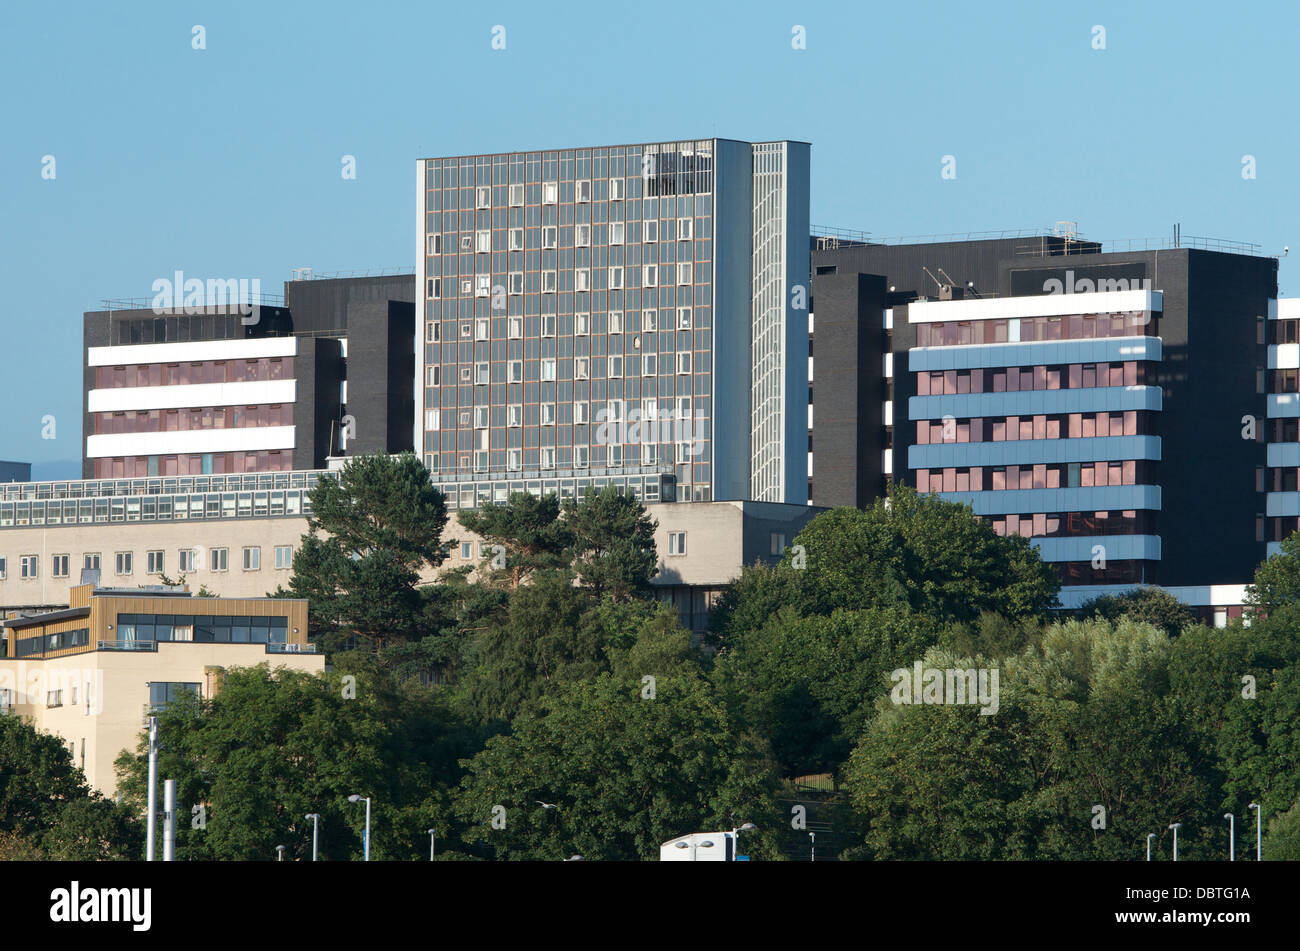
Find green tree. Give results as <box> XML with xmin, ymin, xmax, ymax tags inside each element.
<box><xmin>276</xmin><ymin>452</ymin><xmax>451</xmax><ymax>653</ymax></box>
<box><xmin>115</xmin><ymin>660</ymin><xmax>477</xmax><ymax>861</ymax></box>
<box><xmin>712</xmin><ymin>486</ymin><xmax>1059</xmax><ymax>642</ymax></box>
<box><xmin>452</xmin><ymin>576</ymin><xmax>691</xmax><ymax>726</ymax></box>
<box><xmin>1265</xmin><ymin>800</ymin><xmax>1300</xmax><ymax>860</ymax></box>
<box><xmin>844</xmin><ymin>646</ymin><xmax>1034</xmax><ymax>860</ymax></box>
<box><xmin>453</xmin><ymin>672</ymin><xmax>781</xmax><ymax>860</ymax></box>
<box><xmin>712</xmin><ymin>604</ymin><xmax>945</xmax><ymax>777</ymax></box>
<box><xmin>453</xmin><ymin>569</ymin><xmax>605</xmax><ymax>724</ymax></box>
<box><xmin>0</xmin><ymin>713</ymin><xmax>92</xmax><ymax>840</ymax></box>
<box><xmin>562</xmin><ymin>486</ymin><xmax>659</xmax><ymax>601</ymax></box>
<box><xmin>844</xmin><ymin>620</ymin><xmax>1218</xmax><ymax>860</ymax></box>
<box><xmin>0</xmin><ymin>714</ymin><xmax>141</xmax><ymax>858</ymax></box>
<box><xmin>1245</xmin><ymin>529</ymin><xmax>1300</xmax><ymax>614</ymax></box>
<box><xmin>1078</xmin><ymin>586</ymin><xmax>1199</xmax><ymax>638</ymax></box>
<box><xmin>41</xmin><ymin>796</ymin><xmax>142</xmax><ymax>861</ymax></box>
<box><xmin>457</xmin><ymin>491</ymin><xmax>573</xmax><ymax>588</ymax></box>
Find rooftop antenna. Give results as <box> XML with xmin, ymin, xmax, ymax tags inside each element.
<box><xmin>1054</xmin><ymin>220</ymin><xmax>1079</xmax><ymax>254</ymax></box>
<box><xmin>922</xmin><ymin>266</ymin><xmax>944</xmax><ymax>292</ymax></box>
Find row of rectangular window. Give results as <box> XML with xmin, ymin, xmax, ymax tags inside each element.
<box><xmin>426</xmin><ymin>249</ymin><xmax>712</xmax><ymax>284</ymax></box>
<box><xmin>916</xmin><ymin>460</ymin><xmax>1148</xmax><ymax>493</ymax></box>
<box><xmin>1057</xmin><ymin>560</ymin><xmax>1156</xmax><ymax>585</ymax></box>
<box><xmin>425</xmin><ymin>381</ymin><xmax>709</xmax><ymax>419</ymax></box>
<box><xmin>93</xmin><ymin>452</ymin><xmax>292</xmax><ymax>479</ymax></box>
<box><xmin>430</xmin><ymin>442</ymin><xmax>699</xmax><ymax>473</ymax></box>
<box><xmin>916</xmin><ymin>411</ymin><xmax>1146</xmax><ymax>444</ymax></box>
<box><xmin>116</xmin><ymin>619</ymin><xmax>288</xmax><ymax>646</ymax></box>
<box><xmin>0</xmin><ymin>471</ymin><xmax>326</xmax><ymax>502</ymax></box>
<box><xmin>427</xmin><ymin>263</ymin><xmax>701</xmax><ymax>298</ymax></box>
<box><xmin>13</xmin><ymin>629</ymin><xmax>91</xmax><ymax>658</ymax></box>
<box><xmin>990</xmin><ymin>510</ymin><xmax>1151</xmax><ymax>539</ymax></box>
<box><xmin>0</xmin><ymin>490</ymin><xmax>311</xmax><ymax>528</ymax></box>
<box><xmin>426</xmin><ymin>397</ymin><xmax>696</xmax><ymax>430</ymax></box>
<box><xmin>915</xmin><ymin>362</ymin><xmax>1147</xmax><ymax>395</ymax></box>
<box><xmin>93</xmin><ymin>405</ymin><xmax>291</xmax><ymax>435</ymax></box>
<box><xmin>427</xmin><ymin>217</ymin><xmax>695</xmax><ymax>255</ymax></box>
<box><xmin>427</xmin><ymin>309</ymin><xmax>695</xmax><ymax>342</ymax></box>
<box><xmin>427</xmin><ymin>173</ymin><xmax>709</xmax><ymax>206</ymax></box>
<box><xmin>95</xmin><ymin>358</ymin><xmax>290</xmax><ymax>389</ymax></box>
<box><xmin>426</xmin><ymin>352</ymin><xmax>697</xmax><ymax>387</ymax></box>
<box><xmin>1</xmin><ymin>546</ymin><xmax>293</xmax><ymax>580</ymax></box>
<box><xmin>425</xmin><ymin>286</ymin><xmax>709</xmax><ymax>321</ymax></box>
<box><xmin>914</xmin><ymin>312</ymin><xmax>1155</xmax><ymax>348</ymax></box>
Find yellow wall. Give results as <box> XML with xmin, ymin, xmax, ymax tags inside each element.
<box><xmin>0</xmin><ymin>644</ymin><xmax>324</xmax><ymax>797</ymax></box>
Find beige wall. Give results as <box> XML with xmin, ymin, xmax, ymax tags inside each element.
<box><xmin>0</xmin><ymin>517</ymin><xmax>311</xmax><ymax>609</ymax></box>
<box><xmin>2</xmin><ymin>501</ymin><xmax>821</xmax><ymax>611</ymax></box>
<box><xmin>0</xmin><ymin>644</ymin><xmax>323</xmax><ymax>797</ymax></box>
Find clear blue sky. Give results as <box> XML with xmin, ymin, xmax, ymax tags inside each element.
<box><xmin>2</xmin><ymin>0</ymin><xmax>1294</xmax><ymax>476</ymax></box>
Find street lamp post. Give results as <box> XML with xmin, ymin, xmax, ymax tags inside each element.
<box><xmin>276</xmin><ymin>845</ymin><xmax>286</xmax><ymax>862</ymax></box>
<box><xmin>1248</xmin><ymin>803</ymin><xmax>1261</xmax><ymax>861</ymax></box>
<box><xmin>348</xmin><ymin>795</ymin><xmax>371</xmax><ymax>861</ymax></box>
<box><xmin>146</xmin><ymin>717</ymin><xmax>158</xmax><ymax>862</ymax></box>
<box><xmin>1146</xmin><ymin>833</ymin><xmax>1156</xmax><ymax>862</ymax></box>
<box><xmin>809</xmin><ymin>831</ymin><xmax>815</xmax><ymax>863</ymax></box>
<box><xmin>1225</xmin><ymin>813</ymin><xmax>1234</xmax><ymax>862</ymax></box>
<box><xmin>305</xmin><ymin>813</ymin><xmax>320</xmax><ymax>862</ymax></box>
<box><xmin>428</xmin><ymin>828</ymin><xmax>436</xmax><ymax>862</ymax></box>
<box><xmin>730</xmin><ymin>822</ymin><xmax>756</xmax><ymax>860</ymax></box>
<box><xmin>1169</xmin><ymin>823</ymin><xmax>1182</xmax><ymax>862</ymax></box>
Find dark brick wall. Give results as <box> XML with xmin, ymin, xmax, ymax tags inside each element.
<box><xmin>1003</xmin><ymin>249</ymin><xmax>1277</xmax><ymax>585</ymax></box>
<box><xmin>811</xmin><ymin>238</ymin><xmax>1278</xmax><ymax>587</ymax></box>
<box><xmin>293</xmin><ymin>337</ymin><xmax>343</xmax><ymax>469</ymax></box>
<box><xmin>807</xmin><ymin>269</ymin><xmax>887</xmax><ymax>507</ymax></box>
<box><xmin>344</xmin><ymin>299</ymin><xmax>415</xmax><ymax>457</ymax></box>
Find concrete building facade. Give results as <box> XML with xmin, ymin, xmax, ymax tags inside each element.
<box><xmin>0</xmin><ymin>584</ymin><xmax>322</xmax><ymax>796</ymax></box>
<box><xmin>416</xmin><ymin>138</ymin><xmax>811</xmax><ymax>507</ymax></box>
<box><xmin>0</xmin><ymin>470</ymin><xmax>820</xmax><ymax>633</ymax></box>
<box><xmin>808</xmin><ymin>232</ymin><xmax>1280</xmax><ymax>611</ymax></box>
<box><xmin>82</xmin><ymin>273</ymin><xmax>415</xmax><ymax>479</ymax></box>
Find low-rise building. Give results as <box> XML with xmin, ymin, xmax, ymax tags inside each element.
<box><xmin>0</xmin><ymin>583</ymin><xmax>322</xmax><ymax>797</ymax></box>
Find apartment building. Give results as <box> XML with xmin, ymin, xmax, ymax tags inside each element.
<box><xmin>82</xmin><ymin>273</ymin><xmax>415</xmax><ymax>478</ymax></box>
<box><xmin>1266</xmin><ymin>296</ymin><xmax>1300</xmax><ymax>555</ymax></box>
<box><xmin>0</xmin><ymin>583</ymin><xmax>322</xmax><ymax>796</ymax></box>
<box><xmin>0</xmin><ymin>469</ymin><xmax>819</xmax><ymax>632</ymax></box>
<box><xmin>809</xmin><ymin>231</ymin><xmax>1280</xmax><ymax>611</ymax></box>
<box><xmin>416</xmin><ymin>138</ymin><xmax>811</xmax><ymax>506</ymax></box>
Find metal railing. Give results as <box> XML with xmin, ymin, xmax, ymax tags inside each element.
<box><xmin>0</xmin><ymin>470</ymin><xmax>332</xmax><ymax>503</ymax></box>
<box><xmin>1100</xmin><ymin>235</ymin><xmax>1263</xmax><ymax>255</ymax></box>
<box><xmin>288</xmin><ymin>267</ymin><xmax>416</xmax><ymax>281</ymax></box>
<box><xmin>100</xmin><ymin>294</ymin><xmax>286</xmax><ymax>311</ymax></box>
<box><xmin>815</xmin><ymin>225</ymin><xmax>1270</xmax><ymax>259</ymax></box>
<box><xmin>99</xmin><ymin>640</ymin><xmax>156</xmax><ymax>652</ymax></box>
<box><xmin>266</xmin><ymin>643</ymin><xmax>319</xmax><ymax>654</ymax></box>
<box><xmin>815</xmin><ymin>226</ymin><xmax>1058</xmax><ymax>246</ymax></box>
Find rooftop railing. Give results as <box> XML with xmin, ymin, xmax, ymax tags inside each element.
<box><xmin>0</xmin><ymin>470</ymin><xmax>332</xmax><ymax>503</ymax></box>
<box><xmin>288</xmin><ymin>267</ymin><xmax>415</xmax><ymax>281</ymax></box>
<box><xmin>99</xmin><ymin>295</ymin><xmax>286</xmax><ymax>311</ymax></box>
<box><xmin>813</xmin><ymin>225</ymin><xmax>1269</xmax><ymax>258</ymax></box>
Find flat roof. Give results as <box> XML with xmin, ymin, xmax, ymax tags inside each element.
<box><xmin>2</xmin><ymin>607</ymin><xmax>91</xmax><ymax>630</ymax></box>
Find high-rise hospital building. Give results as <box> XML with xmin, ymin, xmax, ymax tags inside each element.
<box><xmin>415</xmin><ymin>139</ymin><xmax>810</xmax><ymax>508</ymax></box>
